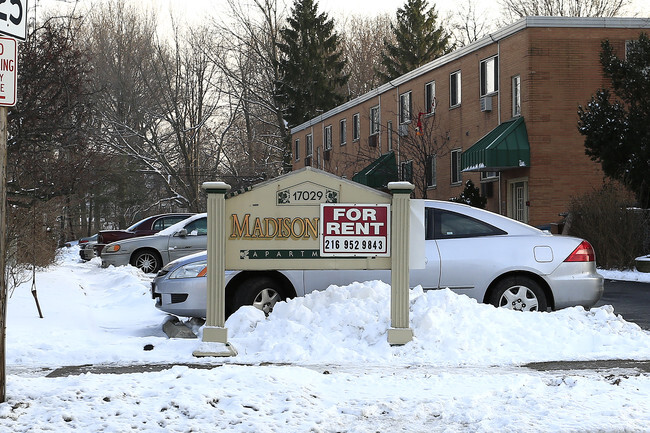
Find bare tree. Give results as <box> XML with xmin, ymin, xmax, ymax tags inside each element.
<box><xmin>86</xmin><ymin>1</ymin><xmax>225</xmax><ymax>214</ymax></box>
<box><xmin>447</xmin><ymin>0</ymin><xmax>494</xmax><ymax>48</ymax></box>
<box><xmin>394</xmin><ymin>109</ymin><xmax>457</xmax><ymax>199</ymax></box>
<box><xmin>211</xmin><ymin>0</ymin><xmax>290</xmax><ymax>179</ymax></box>
<box><xmin>339</xmin><ymin>14</ymin><xmax>394</xmax><ymax>99</ymax></box>
<box><xmin>500</xmin><ymin>0</ymin><xmax>631</xmax><ymax>20</ymax></box>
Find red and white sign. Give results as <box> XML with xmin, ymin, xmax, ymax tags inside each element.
<box><xmin>0</xmin><ymin>36</ymin><xmax>16</xmax><ymax>106</ymax></box>
<box><xmin>320</xmin><ymin>204</ymin><xmax>390</xmax><ymax>257</ymax></box>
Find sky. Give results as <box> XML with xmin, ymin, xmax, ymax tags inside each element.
<box><xmin>37</xmin><ymin>0</ymin><xmax>650</xmax><ymax>25</ymax></box>
<box><xmin>2</xmin><ymin>246</ymin><xmax>650</xmax><ymax>432</ymax></box>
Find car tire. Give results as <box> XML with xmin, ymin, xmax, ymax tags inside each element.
<box><xmin>131</xmin><ymin>250</ymin><xmax>162</xmax><ymax>274</ymax></box>
<box><xmin>489</xmin><ymin>276</ymin><xmax>548</xmax><ymax>312</ymax></box>
<box><xmin>231</xmin><ymin>277</ymin><xmax>285</xmax><ymax>316</ymax></box>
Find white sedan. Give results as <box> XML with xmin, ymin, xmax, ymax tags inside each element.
<box><xmin>151</xmin><ymin>200</ymin><xmax>604</xmax><ymax>317</ymax></box>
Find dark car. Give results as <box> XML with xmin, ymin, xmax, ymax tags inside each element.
<box><xmin>94</xmin><ymin>213</ymin><xmax>194</xmax><ymax>256</ymax></box>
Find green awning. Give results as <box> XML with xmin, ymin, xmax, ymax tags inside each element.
<box><xmin>352</xmin><ymin>151</ymin><xmax>398</xmax><ymax>189</ymax></box>
<box><xmin>462</xmin><ymin>117</ymin><xmax>530</xmax><ymax>172</ymax></box>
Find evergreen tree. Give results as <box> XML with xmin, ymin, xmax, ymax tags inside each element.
<box><xmin>578</xmin><ymin>33</ymin><xmax>650</xmax><ymax>208</ymax></box>
<box><xmin>275</xmin><ymin>0</ymin><xmax>348</xmax><ymax>127</ymax></box>
<box><xmin>379</xmin><ymin>0</ymin><xmax>451</xmax><ymax>83</ymax></box>
<box><xmin>451</xmin><ymin>180</ymin><xmax>487</xmax><ymax>208</ymax></box>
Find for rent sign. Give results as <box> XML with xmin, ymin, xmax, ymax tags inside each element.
<box><xmin>320</xmin><ymin>204</ymin><xmax>390</xmax><ymax>257</ymax></box>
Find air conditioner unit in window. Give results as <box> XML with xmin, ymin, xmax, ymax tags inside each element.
<box><xmin>398</xmin><ymin>124</ymin><xmax>408</xmax><ymax>136</ymax></box>
<box><xmin>368</xmin><ymin>134</ymin><xmax>378</xmax><ymax>147</ymax></box>
<box><xmin>480</xmin><ymin>96</ymin><xmax>492</xmax><ymax>112</ymax></box>
<box><xmin>304</xmin><ymin>157</ymin><xmax>311</xmax><ymax>167</ymax></box>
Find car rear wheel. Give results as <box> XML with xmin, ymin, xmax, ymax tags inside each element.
<box><xmin>131</xmin><ymin>250</ymin><xmax>162</xmax><ymax>274</ymax></box>
<box><xmin>489</xmin><ymin>276</ymin><xmax>548</xmax><ymax>312</ymax></box>
<box><xmin>231</xmin><ymin>277</ymin><xmax>285</xmax><ymax>316</ymax></box>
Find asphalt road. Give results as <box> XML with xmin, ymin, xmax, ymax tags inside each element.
<box><xmin>596</xmin><ymin>279</ymin><xmax>650</xmax><ymax>330</ymax></box>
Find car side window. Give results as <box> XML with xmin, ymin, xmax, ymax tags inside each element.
<box><xmin>432</xmin><ymin>209</ymin><xmax>505</xmax><ymax>239</ymax></box>
<box><xmin>155</xmin><ymin>216</ymin><xmax>188</xmax><ymax>231</ymax></box>
<box><xmin>183</xmin><ymin>218</ymin><xmax>207</xmax><ymax>236</ymax></box>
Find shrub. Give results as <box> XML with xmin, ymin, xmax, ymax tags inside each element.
<box><xmin>567</xmin><ymin>184</ymin><xmax>649</xmax><ymax>270</ymax></box>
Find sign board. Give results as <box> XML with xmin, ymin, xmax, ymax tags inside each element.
<box><xmin>225</xmin><ymin>167</ymin><xmax>392</xmax><ymax>270</ymax></box>
<box><xmin>0</xmin><ymin>0</ymin><xmax>27</xmax><ymax>41</ymax></box>
<box><xmin>320</xmin><ymin>204</ymin><xmax>390</xmax><ymax>257</ymax></box>
<box><xmin>0</xmin><ymin>36</ymin><xmax>16</xmax><ymax>106</ymax></box>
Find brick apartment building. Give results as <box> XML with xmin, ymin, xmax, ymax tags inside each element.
<box><xmin>289</xmin><ymin>16</ymin><xmax>650</xmax><ymax>228</ymax></box>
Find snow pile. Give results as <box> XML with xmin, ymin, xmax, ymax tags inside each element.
<box><xmin>2</xmin><ymin>247</ymin><xmax>650</xmax><ymax>432</ymax></box>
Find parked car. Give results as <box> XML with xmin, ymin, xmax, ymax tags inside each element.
<box><xmin>78</xmin><ymin>234</ymin><xmax>98</xmax><ymax>261</ymax></box>
<box><xmin>94</xmin><ymin>213</ymin><xmax>195</xmax><ymax>256</ymax></box>
<box><xmin>101</xmin><ymin>213</ymin><xmax>207</xmax><ymax>274</ymax></box>
<box><xmin>151</xmin><ymin>200</ymin><xmax>604</xmax><ymax>318</ymax></box>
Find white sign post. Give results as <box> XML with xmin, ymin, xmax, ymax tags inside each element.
<box><xmin>0</xmin><ymin>37</ymin><xmax>16</xmax><ymax>107</ymax></box>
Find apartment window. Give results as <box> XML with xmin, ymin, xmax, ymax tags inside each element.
<box><xmin>294</xmin><ymin>139</ymin><xmax>300</xmax><ymax>161</ymax></box>
<box><xmin>481</xmin><ymin>171</ymin><xmax>498</xmax><ymax>181</ymax></box>
<box><xmin>387</xmin><ymin>121</ymin><xmax>393</xmax><ymax>151</ymax></box>
<box><xmin>352</xmin><ymin>113</ymin><xmax>360</xmax><ymax>141</ymax></box>
<box><xmin>306</xmin><ymin>134</ymin><xmax>313</xmax><ymax>158</ymax></box>
<box><xmin>370</xmin><ymin>105</ymin><xmax>380</xmax><ymax>135</ymax></box>
<box><xmin>339</xmin><ymin>119</ymin><xmax>347</xmax><ymax>145</ymax></box>
<box><xmin>512</xmin><ymin>75</ymin><xmax>521</xmax><ymax>117</ymax></box>
<box><xmin>401</xmin><ymin>160</ymin><xmax>413</xmax><ymax>183</ymax></box>
<box><xmin>625</xmin><ymin>40</ymin><xmax>638</xmax><ymax>60</ymax></box>
<box><xmin>399</xmin><ymin>91</ymin><xmax>412</xmax><ymax>124</ymax></box>
<box><xmin>324</xmin><ymin>125</ymin><xmax>332</xmax><ymax>150</ymax></box>
<box><xmin>425</xmin><ymin>81</ymin><xmax>436</xmax><ymax>114</ymax></box>
<box><xmin>450</xmin><ymin>71</ymin><xmax>461</xmax><ymax>107</ymax></box>
<box><xmin>426</xmin><ymin>154</ymin><xmax>437</xmax><ymax>188</ymax></box>
<box><xmin>480</xmin><ymin>56</ymin><xmax>499</xmax><ymax>96</ymax></box>
<box><xmin>451</xmin><ymin>149</ymin><xmax>462</xmax><ymax>184</ymax></box>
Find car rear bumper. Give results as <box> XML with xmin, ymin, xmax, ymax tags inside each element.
<box><xmin>547</xmin><ymin>262</ymin><xmax>604</xmax><ymax>309</ymax></box>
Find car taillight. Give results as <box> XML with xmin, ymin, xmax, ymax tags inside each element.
<box><xmin>564</xmin><ymin>240</ymin><xmax>596</xmax><ymax>262</ymax></box>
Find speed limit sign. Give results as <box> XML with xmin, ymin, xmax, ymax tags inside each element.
<box><xmin>0</xmin><ymin>0</ymin><xmax>27</xmax><ymax>41</ymax></box>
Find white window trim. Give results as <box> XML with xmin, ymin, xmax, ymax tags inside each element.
<box><xmin>294</xmin><ymin>138</ymin><xmax>300</xmax><ymax>161</ymax></box>
<box><xmin>451</xmin><ymin>148</ymin><xmax>462</xmax><ymax>184</ymax></box>
<box><xmin>450</xmin><ymin>71</ymin><xmax>461</xmax><ymax>108</ymax></box>
<box><xmin>399</xmin><ymin>91</ymin><xmax>412</xmax><ymax>124</ymax></box>
<box><xmin>352</xmin><ymin>113</ymin><xmax>360</xmax><ymax>141</ymax></box>
<box><xmin>324</xmin><ymin>125</ymin><xmax>332</xmax><ymax>150</ymax></box>
<box><xmin>427</xmin><ymin>154</ymin><xmax>437</xmax><ymax>188</ymax></box>
<box><xmin>480</xmin><ymin>55</ymin><xmax>499</xmax><ymax>97</ymax></box>
<box><xmin>425</xmin><ymin>81</ymin><xmax>436</xmax><ymax>115</ymax></box>
<box><xmin>306</xmin><ymin>134</ymin><xmax>313</xmax><ymax>158</ymax></box>
<box><xmin>340</xmin><ymin>119</ymin><xmax>347</xmax><ymax>145</ymax></box>
<box><xmin>512</xmin><ymin>75</ymin><xmax>521</xmax><ymax>117</ymax></box>
<box><xmin>370</xmin><ymin>105</ymin><xmax>380</xmax><ymax>135</ymax></box>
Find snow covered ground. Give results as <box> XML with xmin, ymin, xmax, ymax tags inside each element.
<box><xmin>3</xmin><ymin>247</ymin><xmax>650</xmax><ymax>432</ymax></box>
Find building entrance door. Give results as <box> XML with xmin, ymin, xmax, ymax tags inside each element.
<box><xmin>509</xmin><ymin>180</ymin><xmax>528</xmax><ymax>224</ymax></box>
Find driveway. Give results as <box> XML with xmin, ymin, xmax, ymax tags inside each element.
<box><xmin>596</xmin><ymin>279</ymin><xmax>650</xmax><ymax>330</ymax></box>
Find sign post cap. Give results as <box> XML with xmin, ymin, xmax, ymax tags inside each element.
<box><xmin>387</xmin><ymin>182</ymin><xmax>415</xmax><ymax>193</ymax></box>
<box><xmin>202</xmin><ymin>182</ymin><xmax>231</xmax><ymax>193</ymax></box>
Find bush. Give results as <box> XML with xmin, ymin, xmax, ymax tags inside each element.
<box><xmin>567</xmin><ymin>184</ymin><xmax>649</xmax><ymax>270</ymax></box>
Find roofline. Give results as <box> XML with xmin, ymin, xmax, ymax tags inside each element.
<box><xmin>290</xmin><ymin>16</ymin><xmax>650</xmax><ymax>134</ymax></box>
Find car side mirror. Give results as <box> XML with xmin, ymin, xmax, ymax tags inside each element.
<box><xmin>176</xmin><ymin>229</ymin><xmax>188</xmax><ymax>237</ymax></box>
